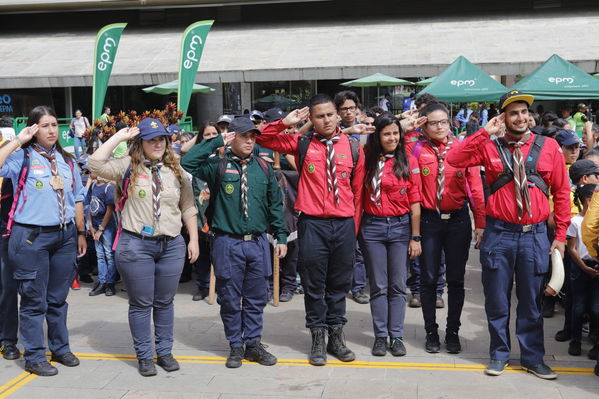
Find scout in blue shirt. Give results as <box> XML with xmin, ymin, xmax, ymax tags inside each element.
<box><xmin>0</xmin><ymin>106</ymin><xmax>87</xmax><ymax>377</ymax></box>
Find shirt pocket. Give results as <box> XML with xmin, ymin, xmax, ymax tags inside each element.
<box><xmin>386</xmin><ymin>178</ymin><xmax>409</xmax><ymax>209</ymax></box>
<box><xmin>221</xmin><ymin>173</ymin><xmax>240</xmax><ymax>199</ymax></box>
<box><xmin>334</xmin><ymin>157</ymin><xmax>353</xmax><ymax>188</ymax></box>
<box><xmin>250</xmin><ymin>173</ymin><xmax>268</xmax><ymax>202</ymax></box>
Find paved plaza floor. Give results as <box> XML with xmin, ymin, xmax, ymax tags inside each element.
<box><xmin>1</xmin><ymin>246</ymin><xmax>599</xmax><ymax>399</ymax></box>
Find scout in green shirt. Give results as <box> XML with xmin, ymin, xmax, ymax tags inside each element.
<box><xmin>181</xmin><ymin>117</ymin><xmax>288</xmax><ymax>369</ymax></box>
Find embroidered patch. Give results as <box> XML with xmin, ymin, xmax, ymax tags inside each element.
<box><xmin>31</xmin><ymin>159</ymin><xmax>41</xmax><ymax>166</ymax></box>
<box><xmin>35</xmin><ymin>180</ymin><xmax>43</xmax><ymax>189</ymax></box>
<box><xmin>137</xmin><ymin>174</ymin><xmax>149</xmax><ymax>179</ymax></box>
<box><xmin>422</xmin><ymin>167</ymin><xmax>430</xmax><ymax>176</ymax></box>
<box><xmin>341</xmin><ymin>171</ymin><xmax>348</xmax><ymax>179</ymax></box>
<box><xmin>411</xmin><ymin>168</ymin><xmax>420</xmax><ymax>174</ymax></box>
<box><xmin>307</xmin><ymin>164</ymin><xmax>315</xmax><ymax>174</ymax></box>
<box><xmin>456</xmin><ymin>171</ymin><xmax>464</xmax><ymax>178</ymax></box>
<box><xmin>225</xmin><ymin>169</ymin><xmax>239</xmax><ymax>174</ymax></box>
<box><xmin>399</xmin><ymin>188</ymin><xmax>407</xmax><ymax>195</ymax></box>
<box><xmin>338</xmin><ymin>154</ymin><xmax>347</xmax><ymax>159</ymax></box>
<box><xmin>31</xmin><ymin>165</ymin><xmax>47</xmax><ymax>170</ymax></box>
<box><xmin>33</xmin><ymin>170</ymin><xmax>44</xmax><ymax>175</ymax></box>
<box><xmin>225</xmin><ymin>184</ymin><xmax>235</xmax><ymax>194</ymax></box>
<box><xmin>138</xmin><ymin>189</ymin><xmax>147</xmax><ymax>199</ymax></box>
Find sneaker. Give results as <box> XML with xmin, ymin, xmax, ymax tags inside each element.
<box><xmin>589</xmin><ymin>345</ymin><xmax>599</xmax><ymax>360</ymax></box>
<box><xmin>279</xmin><ymin>290</ymin><xmax>294</xmax><ymax>302</ymax></box>
<box><xmin>435</xmin><ymin>295</ymin><xmax>445</xmax><ymax>309</ymax></box>
<box><xmin>389</xmin><ymin>337</ymin><xmax>406</xmax><ymax>357</ymax></box>
<box><xmin>137</xmin><ymin>358</ymin><xmax>157</xmax><ymax>377</ymax></box>
<box><xmin>25</xmin><ymin>360</ymin><xmax>58</xmax><ymax>376</ymax></box>
<box><xmin>79</xmin><ymin>274</ymin><xmax>94</xmax><ymax>284</ymax></box>
<box><xmin>327</xmin><ymin>325</ymin><xmax>356</xmax><ymax>362</ymax></box>
<box><xmin>371</xmin><ymin>337</ymin><xmax>387</xmax><ymax>356</ymax></box>
<box><xmin>192</xmin><ymin>287</ymin><xmax>209</xmax><ymax>301</ymax></box>
<box><xmin>50</xmin><ymin>352</ymin><xmax>80</xmax><ymax>367</ymax></box>
<box><xmin>521</xmin><ymin>363</ymin><xmax>557</xmax><ymax>380</ymax></box>
<box><xmin>226</xmin><ymin>346</ymin><xmax>244</xmax><ymax>368</ymax></box>
<box><xmin>1</xmin><ymin>344</ymin><xmax>21</xmax><ymax>360</ymax></box>
<box><xmin>445</xmin><ymin>331</ymin><xmax>461</xmax><ymax>354</ymax></box>
<box><xmin>156</xmin><ymin>354</ymin><xmax>180</xmax><ymax>372</ymax></box>
<box><xmin>244</xmin><ymin>341</ymin><xmax>277</xmax><ymax>366</ymax></box>
<box><xmin>89</xmin><ymin>282</ymin><xmax>106</xmax><ymax>296</ymax></box>
<box><xmin>309</xmin><ymin>327</ymin><xmax>327</xmax><ymax>366</ymax></box>
<box><xmin>351</xmin><ymin>291</ymin><xmax>370</xmax><ymax>304</ymax></box>
<box><xmin>554</xmin><ymin>329</ymin><xmax>571</xmax><ymax>342</ymax></box>
<box><xmin>408</xmin><ymin>293</ymin><xmax>421</xmax><ymax>308</ymax></box>
<box><xmin>568</xmin><ymin>341</ymin><xmax>581</xmax><ymax>356</ymax></box>
<box><xmin>484</xmin><ymin>360</ymin><xmax>508</xmax><ymax>376</ymax></box>
<box><xmin>425</xmin><ymin>331</ymin><xmax>441</xmax><ymax>353</ymax></box>
<box><xmin>104</xmin><ymin>283</ymin><xmax>115</xmax><ymax>296</ymax></box>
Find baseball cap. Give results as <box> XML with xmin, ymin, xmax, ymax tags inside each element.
<box><xmin>217</xmin><ymin>115</ymin><xmax>234</xmax><ymax>124</ymax></box>
<box><xmin>138</xmin><ymin>118</ymin><xmax>170</xmax><ymax>141</ymax></box>
<box><xmin>264</xmin><ymin>107</ymin><xmax>286</xmax><ymax>123</ymax></box>
<box><xmin>578</xmin><ymin>103</ymin><xmax>588</xmax><ymax>110</ymax></box>
<box><xmin>167</xmin><ymin>124</ymin><xmax>181</xmax><ymax>135</ymax></box>
<box><xmin>249</xmin><ymin>110</ymin><xmax>265</xmax><ymax>122</ymax></box>
<box><xmin>555</xmin><ymin>129</ymin><xmax>580</xmax><ymax>147</ymax></box>
<box><xmin>229</xmin><ymin>117</ymin><xmax>261</xmax><ymax>135</ymax></box>
<box><xmin>498</xmin><ymin>90</ymin><xmax>534</xmax><ymax>112</ymax></box>
<box><xmin>569</xmin><ymin>159</ymin><xmax>599</xmax><ymax>182</ymax></box>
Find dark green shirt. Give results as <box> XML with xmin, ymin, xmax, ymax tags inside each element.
<box><xmin>181</xmin><ymin>135</ymin><xmax>288</xmax><ymax>244</ymax></box>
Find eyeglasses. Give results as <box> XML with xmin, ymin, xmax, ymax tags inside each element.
<box><xmin>426</xmin><ymin>119</ymin><xmax>450</xmax><ymax>127</ymax></box>
<box><xmin>339</xmin><ymin>106</ymin><xmax>357</xmax><ymax>113</ymax></box>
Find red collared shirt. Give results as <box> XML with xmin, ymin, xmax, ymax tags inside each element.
<box><xmin>363</xmin><ymin>154</ymin><xmax>422</xmax><ymax>216</ymax></box>
<box><xmin>256</xmin><ymin>120</ymin><xmax>365</xmax><ymax>232</ymax></box>
<box><xmin>446</xmin><ymin>128</ymin><xmax>571</xmax><ymax>241</ymax></box>
<box><xmin>407</xmin><ymin>138</ymin><xmax>486</xmax><ymax>228</ymax></box>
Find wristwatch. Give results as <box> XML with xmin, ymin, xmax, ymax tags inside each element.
<box><xmin>411</xmin><ymin>235</ymin><xmax>422</xmax><ymax>242</ymax></box>
<box><xmin>77</xmin><ymin>230</ymin><xmax>86</xmax><ymax>236</ymax></box>
<box><xmin>98</xmin><ymin>225</ymin><xmax>105</xmax><ymax>232</ymax></box>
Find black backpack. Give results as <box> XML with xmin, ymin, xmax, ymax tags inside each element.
<box><xmin>489</xmin><ymin>134</ymin><xmax>548</xmax><ymax>196</ymax></box>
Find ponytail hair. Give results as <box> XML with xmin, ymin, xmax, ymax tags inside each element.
<box><xmin>573</xmin><ymin>184</ymin><xmax>596</xmax><ymax>213</ymax></box>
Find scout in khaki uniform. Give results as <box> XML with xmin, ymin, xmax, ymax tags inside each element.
<box><xmin>88</xmin><ymin>118</ymin><xmax>199</xmax><ymax>377</ymax></box>
<box><xmin>182</xmin><ymin>117</ymin><xmax>288</xmax><ymax>369</ymax></box>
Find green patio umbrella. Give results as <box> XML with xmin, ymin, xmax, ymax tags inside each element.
<box><xmin>416</xmin><ymin>76</ymin><xmax>437</xmax><ymax>86</ymax></box>
<box><xmin>342</xmin><ymin>73</ymin><xmax>414</xmax><ymax>102</ymax></box>
<box><xmin>142</xmin><ymin>80</ymin><xmax>215</xmax><ymax>95</ymax></box>
<box><xmin>593</xmin><ymin>73</ymin><xmax>599</xmax><ymax>80</ymax></box>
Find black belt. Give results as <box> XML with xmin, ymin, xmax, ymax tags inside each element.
<box><xmin>123</xmin><ymin>230</ymin><xmax>176</xmax><ymax>242</ymax></box>
<box><xmin>363</xmin><ymin>213</ymin><xmax>409</xmax><ymax>222</ymax></box>
<box><xmin>214</xmin><ymin>230</ymin><xmax>260</xmax><ymax>242</ymax></box>
<box><xmin>486</xmin><ymin>217</ymin><xmax>545</xmax><ymax>233</ymax></box>
<box><xmin>15</xmin><ymin>222</ymin><xmax>73</xmax><ymax>232</ymax></box>
<box><xmin>422</xmin><ymin>206</ymin><xmax>468</xmax><ymax>220</ymax></box>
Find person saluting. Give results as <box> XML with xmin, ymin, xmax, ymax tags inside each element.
<box><xmin>0</xmin><ymin>106</ymin><xmax>87</xmax><ymax>376</ymax></box>
<box><xmin>446</xmin><ymin>91</ymin><xmax>571</xmax><ymax>380</ymax></box>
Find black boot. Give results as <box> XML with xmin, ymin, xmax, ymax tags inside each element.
<box><xmin>445</xmin><ymin>330</ymin><xmax>462</xmax><ymax>354</ymax></box>
<box><xmin>309</xmin><ymin>327</ymin><xmax>327</xmax><ymax>366</ymax></box>
<box><xmin>326</xmin><ymin>325</ymin><xmax>355</xmax><ymax>362</ymax></box>
<box><xmin>104</xmin><ymin>283</ymin><xmax>115</xmax><ymax>296</ymax></box>
<box><xmin>244</xmin><ymin>340</ymin><xmax>277</xmax><ymax>366</ymax></box>
<box><xmin>89</xmin><ymin>282</ymin><xmax>106</xmax><ymax>296</ymax></box>
<box><xmin>50</xmin><ymin>352</ymin><xmax>80</xmax><ymax>367</ymax></box>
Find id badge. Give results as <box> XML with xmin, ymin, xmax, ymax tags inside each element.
<box><xmin>140</xmin><ymin>225</ymin><xmax>155</xmax><ymax>237</ymax></box>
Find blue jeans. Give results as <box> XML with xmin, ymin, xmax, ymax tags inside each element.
<box><xmin>94</xmin><ymin>225</ymin><xmax>116</xmax><ymax>284</ymax></box>
<box><xmin>73</xmin><ymin>137</ymin><xmax>86</xmax><ymax>161</ymax></box>
<box><xmin>0</xmin><ymin>231</ymin><xmax>19</xmax><ymax>346</ymax></box>
<box><xmin>359</xmin><ymin>213</ymin><xmax>410</xmax><ymax>338</ymax></box>
<box><xmin>351</xmin><ymin>243</ymin><xmax>367</xmax><ymax>294</ymax></box>
<box><xmin>115</xmin><ymin>232</ymin><xmax>186</xmax><ymax>360</ymax></box>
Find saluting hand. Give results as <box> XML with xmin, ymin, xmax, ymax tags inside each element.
<box><xmin>484</xmin><ymin>114</ymin><xmax>506</xmax><ymax>136</ymax></box>
<box><xmin>222</xmin><ymin>131</ymin><xmax>235</xmax><ymax>145</ymax></box>
<box><xmin>345</xmin><ymin>124</ymin><xmax>375</xmax><ymax>135</ymax></box>
<box><xmin>17</xmin><ymin>124</ymin><xmax>38</xmax><ymax>144</ymax></box>
<box><xmin>283</xmin><ymin>107</ymin><xmax>309</xmax><ymax>127</ymax></box>
<box><xmin>115</xmin><ymin>127</ymin><xmax>140</xmax><ymax>142</ymax></box>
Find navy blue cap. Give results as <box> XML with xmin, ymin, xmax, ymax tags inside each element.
<box><xmin>229</xmin><ymin>117</ymin><xmax>261</xmax><ymax>135</ymax></box>
<box><xmin>555</xmin><ymin>129</ymin><xmax>580</xmax><ymax>147</ymax></box>
<box><xmin>250</xmin><ymin>110</ymin><xmax>265</xmax><ymax>122</ymax></box>
<box><xmin>167</xmin><ymin>124</ymin><xmax>181</xmax><ymax>135</ymax></box>
<box><xmin>569</xmin><ymin>159</ymin><xmax>599</xmax><ymax>182</ymax></box>
<box><xmin>138</xmin><ymin>118</ymin><xmax>169</xmax><ymax>141</ymax></box>
<box><xmin>264</xmin><ymin>107</ymin><xmax>285</xmax><ymax>123</ymax></box>
<box><xmin>217</xmin><ymin>115</ymin><xmax>234</xmax><ymax>124</ymax></box>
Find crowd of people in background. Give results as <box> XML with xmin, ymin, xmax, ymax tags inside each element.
<box><xmin>1</xmin><ymin>88</ymin><xmax>599</xmax><ymax>381</ymax></box>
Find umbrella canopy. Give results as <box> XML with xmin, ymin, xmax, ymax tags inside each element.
<box><xmin>416</xmin><ymin>76</ymin><xmax>437</xmax><ymax>86</ymax></box>
<box><xmin>509</xmin><ymin>54</ymin><xmax>599</xmax><ymax>100</ymax></box>
<box><xmin>142</xmin><ymin>80</ymin><xmax>215</xmax><ymax>95</ymax></box>
<box><xmin>253</xmin><ymin>94</ymin><xmax>298</xmax><ymax>109</ymax></box>
<box><xmin>341</xmin><ymin>73</ymin><xmax>414</xmax><ymax>87</ymax></box>
<box><xmin>418</xmin><ymin>56</ymin><xmax>507</xmax><ymax>102</ymax></box>
<box><xmin>594</xmin><ymin>73</ymin><xmax>599</xmax><ymax>80</ymax></box>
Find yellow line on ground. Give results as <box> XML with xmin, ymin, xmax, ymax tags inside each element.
<box><xmin>70</xmin><ymin>352</ymin><xmax>594</xmax><ymax>374</ymax></box>
<box><xmin>0</xmin><ymin>372</ymin><xmax>36</xmax><ymax>399</ymax></box>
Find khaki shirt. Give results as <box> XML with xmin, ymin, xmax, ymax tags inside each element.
<box><xmin>88</xmin><ymin>156</ymin><xmax>197</xmax><ymax>237</ymax></box>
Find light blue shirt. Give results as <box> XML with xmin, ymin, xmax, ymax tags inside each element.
<box><xmin>480</xmin><ymin>108</ymin><xmax>489</xmax><ymax>127</ymax></box>
<box><xmin>0</xmin><ymin>146</ymin><xmax>85</xmax><ymax>226</ymax></box>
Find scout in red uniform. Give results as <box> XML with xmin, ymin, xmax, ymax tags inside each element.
<box><xmin>359</xmin><ymin>113</ymin><xmax>422</xmax><ymax>357</ymax></box>
<box><xmin>256</xmin><ymin>94</ymin><xmax>365</xmax><ymax>366</ymax></box>
<box><xmin>446</xmin><ymin>91</ymin><xmax>570</xmax><ymax>379</ymax></box>
<box><xmin>406</xmin><ymin>102</ymin><xmax>485</xmax><ymax>355</ymax></box>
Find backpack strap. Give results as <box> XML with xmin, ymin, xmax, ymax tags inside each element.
<box><xmin>255</xmin><ymin>156</ymin><xmax>271</xmax><ymax>179</ymax></box>
<box><xmin>411</xmin><ymin>139</ymin><xmax>426</xmax><ymax>159</ymax></box>
<box><xmin>4</xmin><ymin>149</ymin><xmax>31</xmax><ymax>237</ymax></box>
<box><xmin>347</xmin><ymin>135</ymin><xmax>361</xmax><ymax>181</ymax></box>
<box><xmin>112</xmin><ymin>164</ymin><xmax>132</xmax><ymax>250</ymax></box>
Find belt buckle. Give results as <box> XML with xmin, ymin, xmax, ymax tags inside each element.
<box><xmin>441</xmin><ymin>213</ymin><xmax>451</xmax><ymax>220</ymax></box>
<box><xmin>243</xmin><ymin>234</ymin><xmax>253</xmax><ymax>241</ymax></box>
<box><xmin>522</xmin><ymin>224</ymin><xmax>533</xmax><ymax>233</ymax></box>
